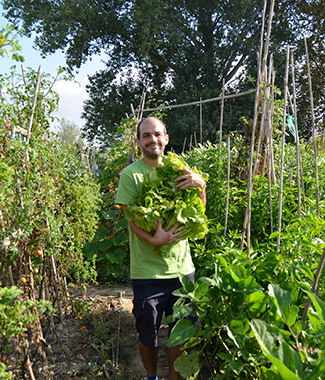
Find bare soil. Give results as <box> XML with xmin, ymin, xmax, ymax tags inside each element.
<box><xmin>5</xmin><ymin>284</ymin><xmax>171</xmax><ymax>380</ymax></box>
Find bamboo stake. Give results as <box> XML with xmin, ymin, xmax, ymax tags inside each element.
<box><xmin>253</xmin><ymin>69</ymin><xmax>268</xmax><ymax>175</ymax></box>
<box><xmin>241</xmin><ymin>0</ymin><xmax>272</xmax><ymax>256</ymax></box>
<box><xmin>276</xmin><ymin>45</ymin><xmax>290</xmax><ymax>253</ymax></box>
<box><xmin>240</xmin><ymin>53</ymin><xmax>262</xmax><ymax>255</ymax></box>
<box><xmin>50</xmin><ymin>254</ymin><xmax>64</xmax><ymax>324</ymax></box>
<box><xmin>130</xmin><ymin>103</ymin><xmax>136</xmax><ymax>119</ymax></box>
<box><xmin>43</xmin><ymin>257</ymin><xmax>55</xmax><ymax>328</ymax></box>
<box><xmin>290</xmin><ymin>48</ymin><xmax>302</xmax><ymax>218</ymax></box>
<box><xmin>258</xmin><ymin>0</ymin><xmax>267</xmax><ymax>77</ymax></box>
<box><xmin>224</xmin><ymin>136</ymin><xmax>231</xmax><ymax>236</ymax></box>
<box><xmin>26</xmin><ymin>66</ymin><xmax>42</xmax><ymax>146</ymax></box>
<box><xmin>139</xmin><ymin>91</ymin><xmax>146</xmax><ymax>122</ymax></box>
<box><xmin>200</xmin><ymin>97</ymin><xmax>203</xmax><ymax>144</ymax></box>
<box><xmin>261</xmin><ymin>0</ymin><xmax>276</xmax><ymax>78</ymax></box>
<box><xmin>289</xmin><ymin>169</ymin><xmax>293</xmax><ymax>187</ymax></box>
<box><xmin>189</xmin><ymin>135</ymin><xmax>193</xmax><ymax>152</ymax></box>
<box><xmin>241</xmin><ymin>69</ymin><xmax>268</xmax><ymax>247</ymax></box>
<box><xmin>304</xmin><ymin>37</ymin><xmax>320</xmax><ymax>217</ymax></box>
<box><xmin>194</xmin><ymin>132</ymin><xmax>197</xmax><ymax>147</ymax></box>
<box><xmin>25</xmin><ymin>357</ymin><xmax>36</xmax><ymax>380</ymax></box>
<box><xmin>21</xmin><ymin>64</ymin><xmax>30</xmax><ymax>98</ymax></box>
<box><xmin>182</xmin><ymin>137</ymin><xmax>187</xmax><ymax>153</ymax></box>
<box><xmin>300</xmin><ymin>158</ymin><xmax>307</xmax><ymax>211</ymax></box>
<box><xmin>218</xmin><ymin>78</ymin><xmax>225</xmax><ymax>165</ymax></box>
<box><xmin>268</xmin><ymin>144</ymin><xmax>274</xmax><ymax>234</ymax></box>
<box><xmin>301</xmin><ymin>245</ymin><xmax>325</xmax><ymax>326</ymax></box>
<box><xmin>28</xmin><ymin>254</ymin><xmax>47</xmax><ymax>362</ymax></box>
<box><xmin>140</xmin><ymin>89</ymin><xmax>256</xmax><ymax>113</ymax></box>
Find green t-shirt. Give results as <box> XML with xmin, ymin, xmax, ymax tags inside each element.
<box><xmin>115</xmin><ymin>158</ymin><xmax>195</xmax><ymax>279</ymax></box>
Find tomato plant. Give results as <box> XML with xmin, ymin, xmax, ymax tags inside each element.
<box><xmin>0</xmin><ymin>66</ymin><xmax>101</xmax><ymax>371</ymax></box>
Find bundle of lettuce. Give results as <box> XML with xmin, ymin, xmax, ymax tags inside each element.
<box><xmin>124</xmin><ymin>152</ymin><xmax>208</xmax><ymax>257</ymax></box>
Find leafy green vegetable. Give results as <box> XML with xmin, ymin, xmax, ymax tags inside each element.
<box><xmin>125</xmin><ymin>152</ymin><xmax>208</xmax><ymax>256</ymax></box>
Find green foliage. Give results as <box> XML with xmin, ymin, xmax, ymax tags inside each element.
<box><xmin>167</xmin><ymin>234</ymin><xmax>325</xmax><ymax>379</ymax></box>
<box><xmin>125</xmin><ymin>152</ymin><xmax>208</xmax><ymax>256</ymax></box>
<box><xmin>0</xmin><ymin>24</ymin><xmax>24</xmax><ymax>62</ymax></box>
<box><xmin>0</xmin><ymin>286</ymin><xmax>54</xmax><ymax>378</ymax></box>
<box><xmin>5</xmin><ymin>0</ymin><xmax>324</xmax><ymax>150</ymax></box>
<box><xmin>0</xmin><ymin>66</ymin><xmax>101</xmax><ymax>284</ymax></box>
<box><xmin>83</xmin><ymin>118</ymin><xmax>138</xmax><ymax>283</ymax></box>
<box><xmin>0</xmin><ymin>286</ymin><xmax>54</xmax><ymax>339</ymax></box>
<box><xmin>55</xmin><ymin>117</ymin><xmax>84</xmax><ymax>148</ymax></box>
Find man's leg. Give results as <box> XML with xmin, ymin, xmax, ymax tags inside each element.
<box><xmin>139</xmin><ymin>341</ymin><xmax>158</xmax><ymax>377</ymax></box>
<box><xmin>168</xmin><ymin>344</ymin><xmax>183</xmax><ymax>380</ymax></box>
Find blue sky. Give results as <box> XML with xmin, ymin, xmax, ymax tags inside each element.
<box><xmin>1</xmin><ymin>6</ymin><xmax>106</xmax><ymax>131</ymax></box>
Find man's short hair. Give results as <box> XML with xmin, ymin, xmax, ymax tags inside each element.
<box><xmin>137</xmin><ymin>117</ymin><xmax>167</xmax><ymax>139</ymax></box>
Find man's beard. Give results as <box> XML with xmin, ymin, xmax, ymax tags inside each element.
<box><xmin>142</xmin><ymin>143</ymin><xmax>164</xmax><ymax>158</ymax></box>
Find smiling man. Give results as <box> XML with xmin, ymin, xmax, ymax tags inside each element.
<box><xmin>115</xmin><ymin>116</ymin><xmax>206</xmax><ymax>380</ymax></box>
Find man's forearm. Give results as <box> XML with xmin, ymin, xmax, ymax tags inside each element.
<box><xmin>128</xmin><ymin>221</ymin><xmax>156</xmax><ymax>245</ymax></box>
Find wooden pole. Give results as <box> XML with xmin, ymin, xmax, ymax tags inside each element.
<box><xmin>50</xmin><ymin>254</ymin><xmax>64</xmax><ymax>324</ymax></box>
<box><xmin>224</xmin><ymin>136</ymin><xmax>231</xmax><ymax>236</ymax></box>
<box><xmin>140</xmin><ymin>89</ymin><xmax>256</xmax><ymax>113</ymax></box>
<box><xmin>268</xmin><ymin>144</ymin><xmax>274</xmax><ymax>234</ymax></box>
<box><xmin>304</xmin><ymin>37</ymin><xmax>320</xmax><ymax>217</ymax></box>
<box><xmin>26</xmin><ymin>357</ymin><xmax>36</xmax><ymax>380</ymax></box>
<box><xmin>182</xmin><ymin>137</ymin><xmax>187</xmax><ymax>153</ymax></box>
<box><xmin>276</xmin><ymin>45</ymin><xmax>290</xmax><ymax>252</ymax></box>
<box><xmin>26</xmin><ymin>66</ymin><xmax>42</xmax><ymax>145</ymax></box>
<box><xmin>291</xmin><ymin>48</ymin><xmax>302</xmax><ymax>218</ymax></box>
<box><xmin>218</xmin><ymin>78</ymin><xmax>225</xmax><ymax>165</ymax></box>
<box><xmin>240</xmin><ymin>52</ymin><xmax>262</xmax><ymax>255</ymax></box>
<box><xmin>200</xmin><ymin>97</ymin><xmax>203</xmax><ymax>144</ymax></box>
<box><xmin>194</xmin><ymin>132</ymin><xmax>197</xmax><ymax>147</ymax></box>
<box><xmin>268</xmin><ymin>67</ymin><xmax>277</xmax><ymax>184</ymax></box>
<box><xmin>301</xmin><ymin>245</ymin><xmax>325</xmax><ymax>326</ymax></box>
<box><xmin>241</xmin><ymin>0</ymin><xmax>272</xmax><ymax>256</ymax></box>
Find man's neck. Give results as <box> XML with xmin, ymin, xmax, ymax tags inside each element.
<box><xmin>142</xmin><ymin>155</ymin><xmax>163</xmax><ymax>168</ymax></box>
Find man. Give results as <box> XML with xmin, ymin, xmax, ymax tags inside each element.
<box><xmin>115</xmin><ymin>116</ymin><xmax>206</xmax><ymax>380</ymax></box>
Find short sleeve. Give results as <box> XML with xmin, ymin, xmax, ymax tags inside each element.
<box><xmin>115</xmin><ymin>169</ymin><xmax>138</xmax><ymax>206</ymax></box>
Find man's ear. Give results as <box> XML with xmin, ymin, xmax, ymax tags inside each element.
<box><xmin>136</xmin><ymin>138</ymin><xmax>140</xmax><ymax>148</ymax></box>
<box><xmin>165</xmin><ymin>134</ymin><xmax>169</xmax><ymax>145</ymax></box>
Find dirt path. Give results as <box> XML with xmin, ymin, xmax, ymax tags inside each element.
<box><xmin>6</xmin><ymin>284</ymin><xmax>171</xmax><ymax>380</ymax></box>
<box><xmin>86</xmin><ymin>284</ymin><xmax>171</xmax><ymax>379</ymax></box>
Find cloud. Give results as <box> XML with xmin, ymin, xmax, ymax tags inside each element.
<box><xmin>52</xmin><ymin>75</ymin><xmax>90</xmax><ymax>128</ymax></box>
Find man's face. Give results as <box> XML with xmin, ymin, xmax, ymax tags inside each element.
<box><xmin>136</xmin><ymin>119</ymin><xmax>169</xmax><ymax>160</ymax></box>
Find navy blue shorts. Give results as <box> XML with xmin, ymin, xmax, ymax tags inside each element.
<box><xmin>132</xmin><ymin>272</ymin><xmax>195</xmax><ymax>348</ymax></box>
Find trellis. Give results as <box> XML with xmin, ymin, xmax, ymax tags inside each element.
<box><xmin>133</xmin><ymin>0</ymin><xmax>324</xmax><ymax>327</ymax></box>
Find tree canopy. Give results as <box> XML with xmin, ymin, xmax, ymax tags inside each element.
<box><xmin>2</xmin><ymin>0</ymin><xmax>325</xmax><ymax>150</ymax></box>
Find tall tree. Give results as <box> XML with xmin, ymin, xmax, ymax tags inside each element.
<box><xmin>2</xmin><ymin>0</ymin><xmax>324</xmax><ymax>150</ymax></box>
<box><xmin>56</xmin><ymin>117</ymin><xmax>84</xmax><ymax>147</ymax></box>
<box><xmin>0</xmin><ymin>24</ymin><xmax>24</xmax><ymax>61</ymax></box>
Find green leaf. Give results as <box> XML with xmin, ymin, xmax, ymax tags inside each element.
<box><xmin>167</xmin><ymin>319</ymin><xmax>196</xmax><ymax>347</ymax></box>
<box><xmin>174</xmin><ymin>351</ymin><xmax>200</xmax><ymax>380</ymax></box>
<box><xmin>193</xmin><ymin>282</ymin><xmax>209</xmax><ymax>299</ymax></box>
<box><xmin>227</xmin><ymin>319</ymin><xmax>247</xmax><ymax>349</ymax></box>
<box><xmin>306</xmin><ymin>291</ymin><xmax>325</xmax><ymax>325</ymax></box>
<box><xmin>246</xmin><ymin>290</ymin><xmax>268</xmax><ymax>318</ymax></box>
<box><xmin>268</xmin><ymin>284</ymin><xmax>299</xmax><ymax>327</ymax></box>
<box><xmin>107</xmin><ymin>248</ymin><xmax>125</xmax><ymax>264</ymax></box>
<box><xmin>250</xmin><ymin>319</ymin><xmax>303</xmax><ymax>379</ymax></box>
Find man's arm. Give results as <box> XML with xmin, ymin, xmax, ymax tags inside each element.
<box><xmin>174</xmin><ymin>168</ymin><xmax>206</xmax><ymax>206</ymax></box>
<box><xmin>121</xmin><ymin>205</ymin><xmax>186</xmax><ymax>246</ymax></box>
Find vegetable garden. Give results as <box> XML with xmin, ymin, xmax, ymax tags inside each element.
<box><xmin>1</xmin><ymin>19</ymin><xmax>325</xmax><ymax>380</ymax></box>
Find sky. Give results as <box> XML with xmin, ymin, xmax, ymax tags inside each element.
<box><xmin>0</xmin><ymin>6</ymin><xmax>106</xmax><ymax>132</ymax></box>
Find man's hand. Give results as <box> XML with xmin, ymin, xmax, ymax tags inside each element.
<box><xmin>151</xmin><ymin>218</ymin><xmax>186</xmax><ymax>247</ymax></box>
<box><xmin>127</xmin><ymin>218</ymin><xmax>186</xmax><ymax>247</ymax></box>
<box><xmin>174</xmin><ymin>168</ymin><xmax>206</xmax><ymax>206</ymax></box>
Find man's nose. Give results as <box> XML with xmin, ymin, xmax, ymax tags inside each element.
<box><xmin>149</xmin><ymin>134</ymin><xmax>158</xmax><ymax>143</ymax></box>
